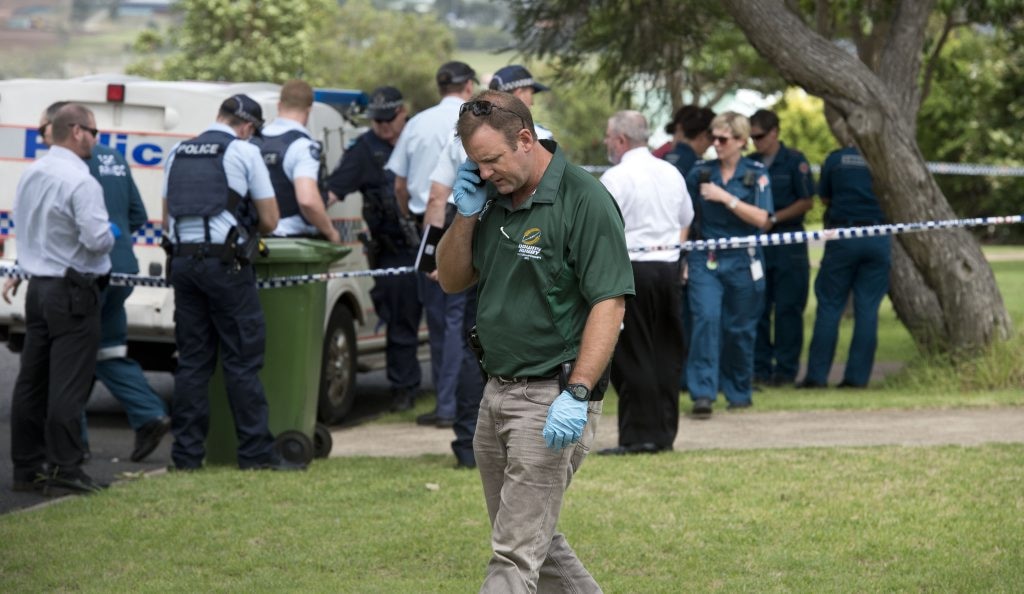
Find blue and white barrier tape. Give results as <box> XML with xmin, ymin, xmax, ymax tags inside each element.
<box><xmin>2</xmin><ymin>215</ymin><xmax>1021</xmax><ymax>288</ymax></box>
<box><xmin>0</xmin><ymin>264</ymin><xmax>416</xmax><ymax>290</ymax></box>
<box><xmin>629</xmin><ymin>214</ymin><xmax>1024</xmax><ymax>253</ymax></box>
<box><xmin>581</xmin><ymin>161</ymin><xmax>1024</xmax><ymax>177</ymax></box>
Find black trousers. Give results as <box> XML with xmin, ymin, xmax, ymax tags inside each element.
<box><xmin>11</xmin><ymin>277</ymin><xmax>101</xmax><ymax>476</ymax></box>
<box><xmin>610</xmin><ymin>261</ymin><xmax>684</xmax><ymax>449</ymax></box>
<box><xmin>371</xmin><ymin>247</ymin><xmax>423</xmax><ymax>392</ymax></box>
<box><xmin>451</xmin><ymin>289</ymin><xmax>484</xmax><ymax>466</ymax></box>
<box><xmin>170</xmin><ymin>256</ymin><xmax>274</xmax><ymax>469</ymax></box>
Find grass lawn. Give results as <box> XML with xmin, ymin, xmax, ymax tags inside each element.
<box><xmin>1</xmin><ymin>446</ymin><xmax>1022</xmax><ymax>592</ymax></box>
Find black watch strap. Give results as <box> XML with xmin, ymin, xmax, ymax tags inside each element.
<box><xmin>566</xmin><ymin>383</ymin><xmax>590</xmax><ymax>402</ymax></box>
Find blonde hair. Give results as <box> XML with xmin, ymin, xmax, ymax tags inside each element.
<box><xmin>711</xmin><ymin>111</ymin><xmax>751</xmax><ymax>141</ymax></box>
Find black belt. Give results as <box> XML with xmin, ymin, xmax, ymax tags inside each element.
<box><xmin>826</xmin><ymin>220</ymin><xmax>882</xmax><ymax>229</ymax></box>
<box><xmin>492</xmin><ymin>370</ymin><xmax>559</xmax><ymax>384</ymax></box>
<box><xmin>172</xmin><ymin>243</ymin><xmax>234</xmax><ymax>258</ymax></box>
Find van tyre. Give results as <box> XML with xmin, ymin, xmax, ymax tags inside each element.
<box><xmin>318</xmin><ymin>304</ymin><xmax>357</xmax><ymax>424</ymax></box>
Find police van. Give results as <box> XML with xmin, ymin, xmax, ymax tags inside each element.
<box><xmin>0</xmin><ymin>75</ymin><xmax>394</xmax><ymax>424</ymax></box>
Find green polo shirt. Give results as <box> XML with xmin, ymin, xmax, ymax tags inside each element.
<box><xmin>472</xmin><ymin>141</ymin><xmax>635</xmax><ymax>378</ymax></box>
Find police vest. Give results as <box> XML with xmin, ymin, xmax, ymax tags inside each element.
<box><xmin>166</xmin><ymin>130</ymin><xmax>257</xmax><ymax>235</ymax></box>
<box><xmin>252</xmin><ymin>130</ymin><xmax>325</xmax><ymax>221</ymax></box>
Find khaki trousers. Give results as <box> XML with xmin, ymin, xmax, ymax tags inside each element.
<box><xmin>474</xmin><ymin>377</ymin><xmax>603</xmax><ymax>594</ymax></box>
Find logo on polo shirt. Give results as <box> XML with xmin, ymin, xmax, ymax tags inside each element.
<box><xmin>518</xmin><ymin>227</ymin><xmax>543</xmax><ymax>260</ymax></box>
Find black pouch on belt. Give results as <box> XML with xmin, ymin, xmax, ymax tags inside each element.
<box><xmin>64</xmin><ymin>268</ymin><xmax>100</xmax><ymax>316</ymax></box>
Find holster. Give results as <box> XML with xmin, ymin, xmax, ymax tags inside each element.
<box><xmin>64</xmin><ymin>268</ymin><xmax>105</xmax><ymax>316</ymax></box>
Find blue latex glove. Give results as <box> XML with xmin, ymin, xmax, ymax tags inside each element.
<box><xmin>109</xmin><ymin>222</ymin><xmax>122</xmax><ymax>239</ymax></box>
<box><xmin>542</xmin><ymin>391</ymin><xmax>589</xmax><ymax>450</ymax></box>
<box><xmin>452</xmin><ymin>160</ymin><xmax>487</xmax><ymax>217</ymax></box>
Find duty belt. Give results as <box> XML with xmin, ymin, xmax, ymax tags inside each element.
<box><xmin>493</xmin><ymin>368</ymin><xmax>560</xmax><ymax>384</ymax></box>
<box><xmin>172</xmin><ymin>242</ymin><xmax>234</xmax><ymax>259</ymax></box>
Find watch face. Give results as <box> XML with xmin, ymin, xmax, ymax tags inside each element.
<box><xmin>570</xmin><ymin>384</ymin><xmax>589</xmax><ymax>400</ymax></box>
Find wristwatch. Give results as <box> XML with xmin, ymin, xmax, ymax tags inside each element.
<box><xmin>769</xmin><ymin>214</ymin><xmax>778</xmax><ymax>225</ymax></box>
<box><xmin>565</xmin><ymin>383</ymin><xmax>591</xmax><ymax>402</ymax></box>
<box><xmin>728</xmin><ymin>197</ymin><xmax>740</xmax><ymax>210</ymax></box>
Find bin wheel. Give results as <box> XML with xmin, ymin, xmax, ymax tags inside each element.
<box><xmin>313</xmin><ymin>423</ymin><xmax>333</xmax><ymax>459</ymax></box>
<box><xmin>274</xmin><ymin>431</ymin><xmax>314</xmax><ymax>465</ymax></box>
<box><xmin>318</xmin><ymin>304</ymin><xmax>357</xmax><ymax>424</ymax></box>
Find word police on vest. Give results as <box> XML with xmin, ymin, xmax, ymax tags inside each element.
<box><xmin>176</xmin><ymin>143</ymin><xmax>221</xmax><ymax>156</ymax></box>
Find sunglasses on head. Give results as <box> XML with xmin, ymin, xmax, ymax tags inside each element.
<box><xmin>711</xmin><ymin>134</ymin><xmax>737</xmax><ymax>145</ymax></box>
<box><xmin>71</xmin><ymin>123</ymin><xmax>98</xmax><ymax>138</ymax></box>
<box><xmin>459</xmin><ymin>100</ymin><xmax>527</xmax><ymax>129</ymax></box>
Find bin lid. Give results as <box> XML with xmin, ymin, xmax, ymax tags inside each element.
<box><xmin>258</xmin><ymin>238</ymin><xmax>352</xmax><ymax>265</ymax></box>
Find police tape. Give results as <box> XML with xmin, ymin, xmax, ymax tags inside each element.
<box><xmin>0</xmin><ymin>264</ymin><xmax>417</xmax><ymax>290</ymax></box>
<box><xmin>1</xmin><ymin>214</ymin><xmax>1021</xmax><ymax>289</ymax></box>
<box><xmin>580</xmin><ymin>161</ymin><xmax>1024</xmax><ymax>177</ymax></box>
<box><xmin>629</xmin><ymin>214</ymin><xmax>1024</xmax><ymax>253</ymax></box>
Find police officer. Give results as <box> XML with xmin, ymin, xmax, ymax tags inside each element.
<box><xmin>801</xmin><ymin>143</ymin><xmax>890</xmax><ymax>389</ymax></box>
<box><xmin>255</xmin><ymin>79</ymin><xmax>341</xmax><ymax>244</ymax></box>
<box><xmin>162</xmin><ymin>94</ymin><xmax>299</xmax><ymax>471</ymax></box>
<box><xmin>664</xmin><ymin>105</ymin><xmax>715</xmax><ymax>177</ymax></box>
<box><xmin>749</xmin><ymin>109</ymin><xmax>815</xmax><ymax>387</ymax></box>
<box><xmin>686</xmin><ymin>112</ymin><xmax>773</xmax><ymax>418</ymax></box>
<box><xmin>488</xmin><ymin>64</ymin><xmax>553</xmax><ymax>140</ymax></box>
<box><xmin>327</xmin><ymin>86</ymin><xmax>423</xmax><ymax>412</ymax></box>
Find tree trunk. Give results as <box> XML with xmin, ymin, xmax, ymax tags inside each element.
<box><xmin>722</xmin><ymin>0</ymin><xmax>1013</xmax><ymax>353</ymax></box>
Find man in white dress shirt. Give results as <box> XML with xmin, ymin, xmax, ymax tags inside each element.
<box><xmin>598</xmin><ymin>110</ymin><xmax>694</xmax><ymax>455</ymax></box>
<box><xmin>6</xmin><ymin>103</ymin><xmax>116</xmax><ymax>494</ymax></box>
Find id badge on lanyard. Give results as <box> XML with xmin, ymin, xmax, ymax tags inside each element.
<box><xmin>748</xmin><ymin>247</ymin><xmax>763</xmax><ymax>281</ymax></box>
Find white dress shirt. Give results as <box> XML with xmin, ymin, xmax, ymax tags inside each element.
<box><xmin>384</xmin><ymin>96</ymin><xmax>463</xmax><ymax>215</ymax></box>
<box><xmin>14</xmin><ymin>145</ymin><xmax>114</xmax><ymax>276</ymax></box>
<box><xmin>600</xmin><ymin>146</ymin><xmax>694</xmax><ymax>262</ymax></box>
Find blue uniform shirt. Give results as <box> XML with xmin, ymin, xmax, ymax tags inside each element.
<box><xmin>686</xmin><ymin>157</ymin><xmax>774</xmax><ymax>242</ymax></box>
<box><xmin>664</xmin><ymin>142</ymin><xmax>700</xmax><ymax>177</ymax></box>
<box><xmin>89</xmin><ymin>144</ymin><xmax>147</xmax><ymax>274</ymax></box>
<box><xmin>749</xmin><ymin>142</ymin><xmax>814</xmax><ymax>227</ymax></box>
<box><xmin>818</xmin><ymin>147</ymin><xmax>884</xmax><ymax>224</ymax></box>
<box><xmin>162</xmin><ymin>123</ymin><xmax>275</xmax><ymax>244</ymax></box>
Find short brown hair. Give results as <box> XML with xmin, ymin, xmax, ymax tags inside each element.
<box><xmin>456</xmin><ymin>90</ymin><xmax>536</xmax><ymax>150</ymax></box>
<box><xmin>280</xmin><ymin>79</ymin><xmax>314</xmax><ymax>110</ymax></box>
<box><xmin>51</xmin><ymin>103</ymin><xmax>93</xmax><ymax>142</ymax></box>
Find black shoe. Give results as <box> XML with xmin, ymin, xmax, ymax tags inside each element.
<box><xmin>796</xmin><ymin>379</ymin><xmax>827</xmax><ymax>389</ymax></box>
<box><xmin>131</xmin><ymin>416</ymin><xmax>171</xmax><ymax>462</ymax></box>
<box><xmin>771</xmin><ymin>375</ymin><xmax>795</xmax><ymax>388</ymax></box>
<box><xmin>434</xmin><ymin>416</ymin><xmax>455</xmax><ymax>429</ymax></box>
<box><xmin>836</xmin><ymin>380</ymin><xmax>865</xmax><ymax>388</ymax></box>
<box><xmin>242</xmin><ymin>455</ymin><xmax>308</xmax><ymax>472</ymax></box>
<box><xmin>691</xmin><ymin>398</ymin><xmax>713</xmax><ymax>419</ymax></box>
<box><xmin>166</xmin><ymin>463</ymin><xmax>201</xmax><ymax>473</ymax></box>
<box><xmin>12</xmin><ymin>467</ymin><xmax>48</xmax><ymax>493</ymax></box>
<box><xmin>415</xmin><ymin>411</ymin><xmax>439</xmax><ymax>425</ymax></box>
<box><xmin>43</xmin><ymin>468</ymin><xmax>108</xmax><ymax>496</ymax></box>
<box><xmin>727</xmin><ymin>401</ymin><xmax>752</xmax><ymax>411</ymax></box>
<box><xmin>455</xmin><ymin>459</ymin><xmax>477</xmax><ymax>469</ymax></box>
<box><xmin>598</xmin><ymin>443</ymin><xmax>671</xmax><ymax>456</ymax></box>
<box><xmin>391</xmin><ymin>391</ymin><xmax>415</xmax><ymax>412</ymax></box>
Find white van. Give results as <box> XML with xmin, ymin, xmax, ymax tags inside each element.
<box><xmin>0</xmin><ymin>75</ymin><xmax>396</xmax><ymax>423</ymax></box>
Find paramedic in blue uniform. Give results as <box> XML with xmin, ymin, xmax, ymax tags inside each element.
<box><xmin>162</xmin><ymin>95</ymin><xmax>298</xmax><ymax>471</ymax></box>
<box><xmin>38</xmin><ymin>102</ymin><xmax>171</xmax><ymax>464</ymax></box>
<box><xmin>6</xmin><ymin>103</ymin><xmax>115</xmax><ymax>494</ymax></box>
<box><xmin>257</xmin><ymin>79</ymin><xmax>341</xmax><ymax>244</ymax></box>
<box><xmin>748</xmin><ymin>109</ymin><xmax>815</xmax><ymax>387</ymax></box>
<box><xmin>662</xmin><ymin>105</ymin><xmax>715</xmax><ymax>393</ymax></box>
<box><xmin>800</xmin><ymin>144</ymin><xmax>890</xmax><ymax>388</ymax></box>
<box><xmin>327</xmin><ymin>86</ymin><xmax>423</xmax><ymax>412</ymax></box>
<box><xmin>685</xmin><ymin>112</ymin><xmax>773</xmax><ymax>418</ymax></box>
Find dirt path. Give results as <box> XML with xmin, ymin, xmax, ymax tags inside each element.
<box><xmin>328</xmin><ymin>406</ymin><xmax>1024</xmax><ymax>457</ymax></box>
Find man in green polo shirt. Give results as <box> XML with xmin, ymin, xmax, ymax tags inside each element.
<box><xmin>437</xmin><ymin>89</ymin><xmax>634</xmax><ymax>592</ymax></box>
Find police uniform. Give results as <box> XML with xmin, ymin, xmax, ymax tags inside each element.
<box><xmin>664</xmin><ymin>141</ymin><xmax>699</xmax><ymax>177</ymax></box>
<box><xmin>254</xmin><ymin>118</ymin><xmax>326</xmax><ymax>238</ymax></box>
<box><xmin>326</xmin><ymin>129</ymin><xmax>423</xmax><ymax>401</ymax></box>
<box><xmin>89</xmin><ymin>145</ymin><xmax>168</xmax><ymax>441</ymax></box>
<box><xmin>804</xmin><ymin>147</ymin><xmax>890</xmax><ymax>387</ymax></box>
<box><xmin>163</xmin><ymin>121</ymin><xmax>278</xmax><ymax>470</ymax></box>
<box><xmin>749</xmin><ymin>142</ymin><xmax>815</xmax><ymax>384</ymax></box>
<box><xmin>685</xmin><ymin>158</ymin><xmax>773</xmax><ymax>406</ymax></box>
<box><xmin>472</xmin><ymin>141</ymin><xmax>634</xmax><ymax>589</ymax></box>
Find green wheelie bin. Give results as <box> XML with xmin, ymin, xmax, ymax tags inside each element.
<box><xmin>204</xmin><ymin>238</ymin><xmax>350</xmax><ymax>466</ymax></box>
